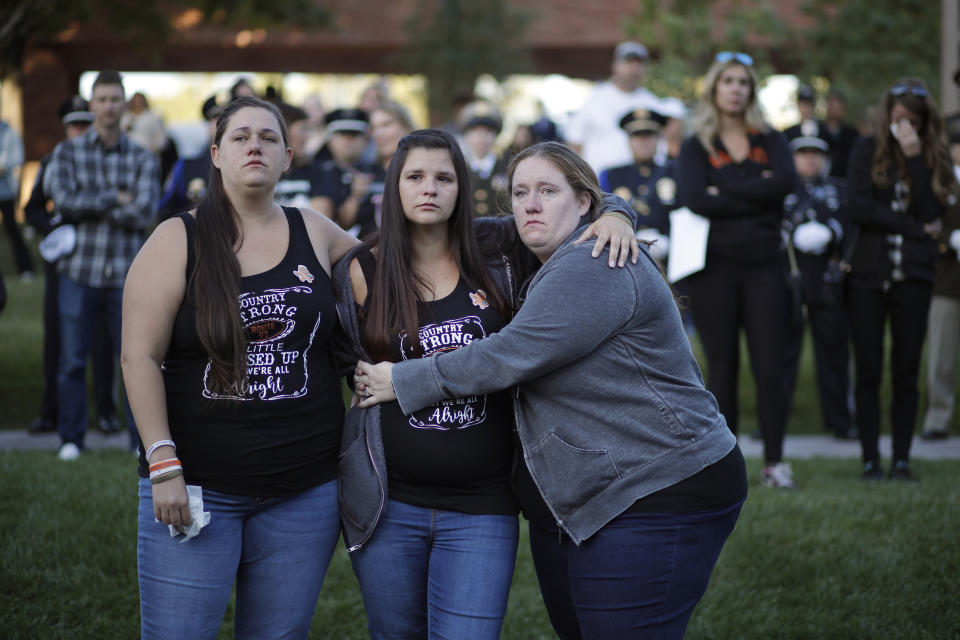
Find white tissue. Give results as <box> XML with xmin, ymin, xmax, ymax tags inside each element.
<box><xmin>155</xmin><ymin>485</ymin><xmax>211</xmax><ymax>543</ymax></box>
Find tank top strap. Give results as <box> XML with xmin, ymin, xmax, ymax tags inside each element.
<box><xmin>281</xmin><ymin>206</ymin><xmax>313</xmax><ymax>258</ymax></box>
<box><xmin>177</xmin><ymin>212</ymin><xmax>197</xmax><ymax>279</ymax></box>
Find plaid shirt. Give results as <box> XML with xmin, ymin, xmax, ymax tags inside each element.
<box><xmin>44</xmin><ymin>127</ymin><xmax>158</xmax><ymax>288</ymax></box>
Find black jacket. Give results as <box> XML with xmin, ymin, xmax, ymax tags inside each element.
<box><xmin>846</xmin><ymin>136</ymin><xmax>943</xmax><ymax>286</ymax></box>
<box><xmin>678</xmin><ymin>130</ymin><xmax>795</xmax><ymax>263</ymax></box>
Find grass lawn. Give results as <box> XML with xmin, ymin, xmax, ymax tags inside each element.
<box><xmin>1</xmin><ymin>451</ymin><xmax>958</xmax><ymax>638</ymax></box>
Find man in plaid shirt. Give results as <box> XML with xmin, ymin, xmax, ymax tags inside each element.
<box><xmin>44</xmin><ymin>70</ymin><xmax>159</xmax><ymax>460</ymax></box>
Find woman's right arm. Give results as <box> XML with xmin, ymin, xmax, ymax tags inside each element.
<box><xmin>848</xmin><ymin>137</ymin><xmax>930</xmax><ymax>236</ymax></box>
<box><xmin>121</xmin><ymin>217</ymin><xmax>192</xmax><ymax>531</ymax></box>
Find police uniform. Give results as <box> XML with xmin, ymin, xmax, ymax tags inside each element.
<box><xmin>783</xmin><ymin>86</ymin><xmax>858</xmax><ymax>179</ymax></box>
<box><xmin>314</xmin><ymin>108</ymin><xmax>380</xmax><ymax>236</ymax></box>
<box><xmin>458</xmin><ymin>102</ymin><xmax>509</xmax><ymax>217</ymax></box>
<box><xmin>781</xmin><ymin>136</ymin><xmax>855</xmax><ymax>439</ymax></box>
<box><xmin>599</xmin><ymin>109</ymin><xmax>676</xmax><ymax>243</ymax></box>
<box><xmin>157</xmin><ymin>96</ymin><xmax>219</xmax><ymax>222</ymax></box>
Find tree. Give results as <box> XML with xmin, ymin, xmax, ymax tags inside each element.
<box><xmin>621</xmin><ymin>0</ymin><xmax>788</xmax><ymax>102</ymax></box>
<box><xmin>392</xmin><ymin>0</ymin><xmax>532</xmax><ymax>125</ymax></box>
<box><xmin>796</xmin><ymin>0</ymin><xmax>941</xmax><ymax>121</ymax></box>
<box><xmin>0</xmin><ymin>0</ymin><xmax>333</xmax><ymax>81</ymax></box>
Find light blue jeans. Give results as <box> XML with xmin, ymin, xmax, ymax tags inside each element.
<box><xmin>137</xmin><ymin>477</ymin><xmax>340</xmax><ymax>640</ymax></box>
<box><xmin>349</xmin><ymin>499</ymin><xmax>519</xmax><ymax>640</ymax></box>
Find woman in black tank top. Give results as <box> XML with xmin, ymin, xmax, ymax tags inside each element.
<box><xmin>121</xmin><ymin>97</ymin><xmax>359</xmax><ymax>638</ymax></box>
<box><xmin>341</xmin><ymin>129</ymin><xmax>519</xmax><ymax>639</ymax></box>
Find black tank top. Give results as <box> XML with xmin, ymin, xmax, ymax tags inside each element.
<box><xmin>137</xmin><ymin>207</ymin><xmax>345</xmax><ymax>496</ymax></box>
<box><xmin>357</xmin><ymin>249</ymin><xmax>518</xmax><ymax>515</ymax></box>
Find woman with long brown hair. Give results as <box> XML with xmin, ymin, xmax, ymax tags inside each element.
<box><xmin>846</xmin><ymin>78</ymin><xmax>955</xmax><ymax>481</ymax></box>
<box><xmin>121</xmin><ymin>96</ymin><xmax>360</xmax><ymax>638</ymax></box>
<box><xmin>334</xmin><ymin>129</ymin><xmax>639</xmax><ymax>638</ymax></box>
<box><xmin>677</xmin><ymin>52</ymin><xmax>797</xmax><ymax>488</ymax></box>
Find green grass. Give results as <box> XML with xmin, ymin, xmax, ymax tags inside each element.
<box><xmin>2</xmin><ymin>451</ymin><xmax>959</xmax><ymax>638</ymax></box>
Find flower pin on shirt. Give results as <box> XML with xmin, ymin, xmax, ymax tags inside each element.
<box><xmin>293</xmin><ymin>265</ymin><xmax>314</xmax><ymax>283</ymax></box>
<box><xmin>469</xmin><ymin>289</ymin><xmax>489</xmax><ymax>310</ymax></box>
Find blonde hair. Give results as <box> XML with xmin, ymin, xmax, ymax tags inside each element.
<box><xmin>690</xmin><ymin>59</ymin><xmax>767</xmax><ymax>154</ymax></box>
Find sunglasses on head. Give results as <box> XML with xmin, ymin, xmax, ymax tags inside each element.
<box><xmin>715</xmin><ymin>51</ymin><xmax>754</xmax><ymax>66</ymax></box>
<box><xmin>890</xmin><ymin>84</ymin><xmax>928</xmax><ymax>98</ymax></box>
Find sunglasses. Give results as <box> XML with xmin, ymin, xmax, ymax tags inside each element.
<box><xmin>715</xmin><ymin>51</ymin><xmax>754</xmax><ymax>66</ymax></box>
<box><xmin>890</xmin><ymin>84</ymin><xmax>928</xmax><ymax>98</ymax></box>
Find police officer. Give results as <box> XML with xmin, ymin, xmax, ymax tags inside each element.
<box><xmin>157</xmin><ymin>95</ymin><xmax>220</xmax><ymax>222</ymax></box>
<box><xmin>599</xmin><ymin>108</ymin><xmax>676</xmax><ymax>262</ymax></box>
<box><xmin>784</xmin><ymin>85</ymin><xmax>858</xmax><ymax>179</ymax></box>
<box><xmin>313</xmin><ymin>108</ymin><xmax>373</xmax><ymax>226</ymax></box>
<box><xmin>782</xmin><ymin>135</ymin><xmax>856</xmax><ymax>440</ymax></box>
<box><xmin>458</xmin><ymin>101</ymin><xmax>509</xmax><ymax>217</ymax></box>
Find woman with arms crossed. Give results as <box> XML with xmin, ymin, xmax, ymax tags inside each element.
<box><xmin>121</xmin><ymin>97</ymin><xmax>359</xmax><ymax>639</ymax></box>
<box><xmin>356</xmin><ymin>142</ymin><xmax>747</xmax><ymax>639</ymax></box>
<box><xmin>677</xmin><ymin>52</ymin><xmax>796</xmax><ymax>488</ymax></box>
<box><xmin>334</xmin><ymin>129</ymin><xmax>639</xmax><ymax>639</ymax></box>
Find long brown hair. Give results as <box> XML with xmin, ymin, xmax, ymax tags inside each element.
<box><xmin>871</xmin><ymin>77</ymin><xmax>956</xmax><ymax>206</ymax></box>
<box><xmin>362</xmin><ymin>129</ymin><xmax>509</xmax><ymax>361</ymax></box>
<box><xmin>191</xmin><ymin>96</ymin><xmax>289</xmax><ymax>396</ymax></box>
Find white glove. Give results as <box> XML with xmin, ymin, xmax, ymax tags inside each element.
<box><xmin>637</xmin><ymin>228</ymin><xmax>669</xmax><ymax>262</ymax></box>
<box><xmin>792</xmin><ymin>220</ymin><xmax>833</xmax><ymax>255</ymax></box>
<box><xmin>950</xmin><ymin>229</ymin><xmax>960</xmax><ymax>257</ymax></box>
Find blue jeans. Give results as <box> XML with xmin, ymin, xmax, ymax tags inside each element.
<box><xmin>349</xmin><ymin>499</ymin><xmax>519</xmax><ymax>639</ymax></box>
<box><xmin>57</xmin><ymin>276</ymin><xmax>134</xmax><ymax>447</ymax></box>
<box><xmin>529</xmin><ymin>500</ymin><xmax>744</xmax><ymax>640</ymax></box>
<box><xmin>137</xmin><ymin>478</ymin><xmax>341</xmax><ymax>640</ymax></box>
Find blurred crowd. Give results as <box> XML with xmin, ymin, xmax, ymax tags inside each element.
<box><xmin>2</xmin><ymin>40</ymin><xmax>958</xmax><ymax>486</ymax></box>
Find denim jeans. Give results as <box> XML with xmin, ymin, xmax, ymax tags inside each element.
<box><xmin>138</xmin><ymin>478</ymin><xmax>341</xmax><ymax>640</ymax></box>
<box><xmin>349</xmin><ymin>499</ymin><xmax>519</xmax><ymax>640</ymax></box>
<box><xmin>57</xmin><ymin>276</ymin><xmax>133</xmax><ymax>447</ymax></box>
<box><xmin>528</xmin><ymin>500</ymin><xmax>743</xmax><ymax>640</ymax></box>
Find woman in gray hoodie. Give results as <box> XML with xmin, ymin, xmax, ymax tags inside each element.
<box><xmin>356</xmin><ymin>141</ymin><xmax>747</xmax><ymax>639</ymax></box>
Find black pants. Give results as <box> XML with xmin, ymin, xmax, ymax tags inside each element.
<box><xmin>847</xmin><ymin>280</ymin><xmax>931</xmax><ymax>464</ymax></box>
<box><xmin>783</xmin><ymin>256</ymin><xmax>853</xmax><ymax>434</ymax></box>
<box><xmin>1</xmin><ymin>199</ymin><xmax>34</xmax><ymax>274</ymax></box>
<box><xmin>40</xmin><ymin>262</ymin><xmax>116</xmax><ymax>423</ymax></box>
<box><xmin>685</xmin><ymin>257</ymin><xmax>788</xmax><ymax>463</ymax></box>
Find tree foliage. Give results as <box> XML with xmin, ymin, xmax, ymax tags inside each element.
<box><xmin>796</xmin><ymin>0</ymin><xmax>941</xmax><ymax>120</ymax></box>
<box><xmin>393</xmin><ymin>0</ymin><xmax>533</xmax><ymax>124</ymax></box>
<box><xmin>622</xmin><ymin>0</ymin><xmax>788</xmax><ymax>102</ymax></box>
<box><xmin>0</xmin><ymin>0</ymin><xmax>333</xmax><ymax>81</ymax></box>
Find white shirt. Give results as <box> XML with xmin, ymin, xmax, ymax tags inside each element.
<box><xmin>565</xmin><ymin>82</ymin><xmax>659</xmax><ymax>175</ymax></box>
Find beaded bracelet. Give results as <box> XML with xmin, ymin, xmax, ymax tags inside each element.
<box><xmin>145</xmin><ymin>439</ymin><xmax>176</xmax><ymax>461</ymax></box>
<box><xmin>150</xmin><ymin>469</ymin><xmax>184</xmax><ymax>485</ymax></box>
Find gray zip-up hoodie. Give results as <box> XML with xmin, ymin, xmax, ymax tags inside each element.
<box><xmin>391</xmin><ymin>225</ymin><xmax>737</xmax><ymax>545</ymax></box>
<box><xmin>333</xmin><ymin>197</ymin><xmax>637</xmax><ymax>551</ymax></box>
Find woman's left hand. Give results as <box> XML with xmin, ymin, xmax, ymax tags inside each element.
<box><xmin>574</xmin><ymin>214</ymin><xmax>640</xmax><ymax>267</ymax></box>
<box><xmin>354</xmin><ymin>361</ymin><xmax>397</xmax><ymax>408</ymax></box>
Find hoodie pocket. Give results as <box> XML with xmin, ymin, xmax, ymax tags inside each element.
<box><xmin>527</xmin><ymin>433</ymin><xmax>620</xmax><ymax>520</ymax></box>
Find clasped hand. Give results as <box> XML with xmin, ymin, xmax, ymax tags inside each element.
<box><xmin>354</xmin><ymin>361</ymin><xmax>396</xmax><ymax>408</ymax></box>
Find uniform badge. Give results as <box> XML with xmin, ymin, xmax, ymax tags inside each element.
<box><xmin>293</xmin><ymin>265</ymin><xmax>314</xmax><ymax>283</ymax></box>
<box><xmin>636</xmin><ymin>200</ymin><xmax>651</xmax><ymax>216</ymax></box>
<box><xmin>801</xmin><ymin>120</ymin><xmax>819</xmax><ymax>137</ymax></box>
<box><xmin>656</xmin><ymin>177</ymin><xmax>677</xmax><ymax>203</ymax></box>
<box><xmin>469</xmin><ymin>289</ymin><xmax>489</xmax><ymax>309</ymax></box>
<box><xmin>614</xmin><ymin>186</ymin><xmax>633</xmax><ymax>202</ymax></box>
<box><xmin>474</xmin><ymin>188</ymin><xmax>488</xmax><ymax>201</ymax></box>
<box><xmin>639</xmin><ymin>165</ymin><xmax>652</xmax><ymax>178</ymax></box>
<box><xmin>187</xmin><ymin>177</ymin><xmax>207</xmax><ymax>203</ymax></box>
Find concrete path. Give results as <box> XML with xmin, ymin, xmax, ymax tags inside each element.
<box><xmin>3</xmin><ymin>429</ymin><xmax>960</xmax><ymax>459</ymax></box>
